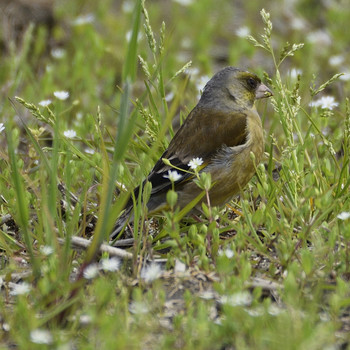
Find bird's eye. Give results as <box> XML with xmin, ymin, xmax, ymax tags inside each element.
<box><xmin>247</xmin><ymin>77</ymin><xmax>257</xmax><ymax>89</ymax></box>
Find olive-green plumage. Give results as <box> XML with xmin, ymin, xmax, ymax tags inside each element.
<box><xmin>110</xmin><ymin>66</ymin><xmax>272</xmax><ymax>242</ymax></box>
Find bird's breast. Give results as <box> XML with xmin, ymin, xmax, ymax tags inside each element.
<box><xmin>205</xmin><ymin>109</ymin><xmax>264</xmax><ymax>206</ymax></box>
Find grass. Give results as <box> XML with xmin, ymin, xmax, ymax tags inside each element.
<box><xmin>1</xmin><ymin>0</ymin><xmax>350</xmax><ymax>349</ymax></box>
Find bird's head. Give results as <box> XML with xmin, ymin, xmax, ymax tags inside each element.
<box><xmin>199</xmin><ymin>67</ymin><xmax>273</xmax><ymax>111</ymax></box>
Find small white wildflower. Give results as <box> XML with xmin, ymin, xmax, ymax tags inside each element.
<box><xmin>329</xmin><ymin>55</ymin><xmax>344</xmax><ymax>67</ymax></box>
<box><xmin>163</xmin><ymin>170</ymin><xmax>182</xmax><ymax>182</ymax></box>
<box><xmin>38</xmin><ymin>99</ymin><xmax>52</xmax><ymax>107</ymax></box>
<box><xmin>122</xmin><ymin>0</ymin><xmax>134</xmax><ymax>12</ymax></box>
<box><xmin>176</xmin><ymin>52</ymin><xmax>189</xmax><ymax>63</ymax></box>
<box><xmin>30</xmin><ymin>329</ymin><xmax>53</xmax><ymax>345</ymax></box>
<box><xmin>199</xmin><ymin>290</ymin><xmax>216</xmax><ymax>300</ymax></box>
<box><xmin>83</xmin><ymin>264</ymin><xmax>99</xmax><ymax>279</ymax></box>
<box><xmin>185</xmin><ymin>67</ymin><xmax>199</xmax><ymax>76</ymax></box>
<box><xmin>236</xmin><ymin>26</ymin><xmax>250</xmax><ymax>38</ymax></box>
<box><xmin>188</xmin><ymin>157</ymin><xmax>203</xmax><ymax>170</ymax></box>
<box><xmin>181</xmin><ymin>37</ymin><xmax>192</xmax><ymax>49</ymax></box>
<box><xmin>307</xmin><ymin>30</ymin><xmax>331</xmax><ymax>46</ymax></box>
<box><xmin>268</xmin><ymin>304</ymin><xmax>284</xmax><ymax>316</ymax></box>
<box><xmin>165</xmin><ymin>91</ymin><xmax>175</xmax><ymax>102</ymax></box>
<box><xmin>85</xmin><ymin>148</ymin><xmax>95</xmax><ymax>154</ymax></box>
<box><xmin>72</xmin><ymin>14</ymin><xmax>95</xmax><ymax>26</ymax></box>
<box><xmin>125</xmin><ymin>30</ymin><xmax>143</xmax><ymax>42</ymax></box>
<box><xmin>174</xmin><ymin>259</ymin><xmax>186</xmax><ymax>273</ymax></box>
<box><xmin>54</xmin><ymin>91</ymin><xmax>69</xmax><ymax>100</ymax></box>
<box><xmin>0</xmin><ymin>123</ymin><xmax>5</xmax><ymax>133</ymax></box>
<box><xmin>220</xmin><ymin>292</ymin><xmax>252</xmax><ymax>307</ymax></box>
<box><xmin>129</xmin><ymin>301</ymin><xmax>149</xmax><ymax>314</ymax></box>
<box><xmin>10</xmin><ymin>282</ymin><xmax>31</xmax><ymax>296</ymax></box>
<box><xmin>290</xmin><ymin>17</ymin><xmax>306</xmax><ymax>31</ymax></box>
<box><xmin>2</xmin><ymin>323</ymin><xmax>10</xmax><ymax>331</ymax></box>
<box><xmin>51</xmin><ymin>48</ymin><xmax>65</xmax><ymax>59</ymax></box>
<box><xmin>322</xmin><ymin>127</ymin><xmax>330</xmax><ymax>136</ymax></box>
<box><xmin>76</xmin><ymin>112</ymin><xmax>83</xmax><ymax>120</ymax></box>
<box><xmin>79</xmin><ymin>314</ymin><xmax>92</xmax><ymax>325</ymax></box>
<box><xmin>100</xmin><ymin>257</ymin><xmax>121</xmax><ymax>272</ymax></box>
<box><xmin>337</xmin><ymin>212</ymin><xmax>350</xmax><ymax>220</ymax></box>
<box><xmin>309</xmin><ymin>96</ymin><xmax>338</xmax><ymax>110</ymax></box>
<box><xmin>224</xmin><ymin>248</ymin><xmax>234</xmax><ymax>259</ymax></box>
<box><xmin>319</xmin><ymin>312</ymin><xmax>330</xmax><ymax>322</ymax></box>
<box><xmin>289</xmin><ymin>68</ymin><xmax>302</xmax><ymax>80</ymax></box>
<box><xmin>319</xmin><ymin>96</ymin><xmax>338</xmax><ymax>110</ymax></box>
<box><xmin>245</xmin><ymin>307</ymin><xmax>264</xmax><ymax>317</ymax></box>
<box><xmin>40</xmin><ymin>245</ymin><xmax>54</xmax><ymax>256</ymax></box>
<box><xmin>140</xmin><ymin>263</ymin><xmax>162</xmax><ymax>282</ymax></box>
<box><xmin>63</xmin><ymin>130</ymin><xmax>77</xmax><ymax>139</ymax></box>
<box><xmin>340</xmin><ymin>73</ymin><xmax>350</xmax><ymax>81</ymax></box>
<box><xmin>173</xmin><ymin>0</ymin><xmax>194</xmax><ymax>6</ymax></box>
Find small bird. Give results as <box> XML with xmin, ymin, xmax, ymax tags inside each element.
<box><xmin>110</xmin><ymin>66</ymin><xmax>272</xmax><ymax>243</ymax></box>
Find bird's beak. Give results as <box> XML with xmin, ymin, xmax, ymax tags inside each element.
<box><xmin>256</xmin><ymin>83</ymin><xmax>273</xmax><ymax>99</ymax></box>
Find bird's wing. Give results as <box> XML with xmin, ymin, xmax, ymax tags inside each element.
<box><xmin>144</xmin><ymin>106</ymin><xmax>249</xmax><ymax>197</ymax></box>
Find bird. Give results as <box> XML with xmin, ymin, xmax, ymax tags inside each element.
<box><xmin>110</xmin><ymin>66</ymin><xmax>272</xmax><ymax>243</ymax></box>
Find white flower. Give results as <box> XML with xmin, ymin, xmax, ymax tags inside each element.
<box><xmin>165</xmin><ymin>91</ymin><xmax>175</xmax><ymax>102</ymax></box>
<box><xmin>163</xmin><ymin>170</ymin><xmax>182</xmax><ymax>182</ymax></box>
<box><xmin>185</xmin><ymin>67</ymin><xmax>199</xmax><ymax>76</ymax></box>
<box><xmin>236</xmin><ymin>26</ymin><xmax>250</xmax><ymax>38</ymax></box>
<box><xmin>268</xmin><ymin>304</ymin><xmax>284</xmax><ymax>316</ymax></box>
<box><xmin>125</xmin><ymin>30</ymin><xmax>143</xmax><ymax>42</ymax></box>
<box><xmin>51</xmin><ymin>48</ymin><xmax>65</xmax><ymax>59</ymax></box>
<box><xmin>79</xmin><ymin>314</ymin><xmax>92</xmax><ymax>325</ymax></box>
<box><xmin>173</xmin><ymin>0</ymin><xmax>194</xmax><ymax>6</ymax></box>
<box><xmin>340</xmin><ymin>73</ymin><xmax>350</xmax><ymax>81</ymax></box>
<box><xmin>307</xmin><ymin>30</ymin><xmax>331</xmax><ymax>46</ymax></box>
<box><xmin>174</xmin><ymin>259</ymin><xmax>186</xmax><ymax>273</ymax></box>
<box><xmin>329</xmin><ymin>55</ymin><xmax>344</xmax><ymax>67</ymax></box>
<box><xmin>129</xmin><ymin>301</ymin><xmax>149</xmax><ymax>314</ymax></box>
<box><xmin>220</xmin><ymin>292</ymin><xmax>252</xmax><ymax>306</ymax></box>
<box><xmin>83</xmin><ymin>264</ymin><xmax>99</xmax><ymax>279</ymax></box>
<box><xmin>290</xmin><ymin>17</ymin><xmax>306</xmax><ymax>31</ymax></box>
<box><xmin>40</xmin><ymin>245</ymin><xmax>54</xmax><ymax>256</ymax></box>
<box><xmin>199</xmin><ymin>290</ymin><xmax>216</xmax><ymax>300</ymax></box>
<box><xmin>309</xmin><ymin>96</ymin><xmax>338</xmax><ymax>110</ymax></box>
<box><xmin>188</xmin><ymin>157</ymin><xmax>203</xmax><ymax>170</ymax></box>
<box><xmin>0</xmin><ymin>123</ymin><xmax>5</xmax><ymax>133</ymax></box>
<box><xmin>219</xmin><ymin>248</ymin><xmax>234</xmax><ymax>259</ymax></box>
<box><xmin>337</xmin><ymin>212</ymin><xmax>350</xmax><ymax>220</ymax></box>
<box><xmin>100</xmin><ymin>257</ymin><xmax>121</xmax><ymax>272</ymax></box>
<box><xmin>63</xmin><ymin>130</ymin><xmax>77</xmax><ymax>139</ymax></box>
<box><xmin>72</xmin><ymin>14</ymin><xmax>95</xmax><ymax>26</ymax></box>
<box><xmin>38</xmin><ymin>99</ymin><xmax>52</xmax><ymax>107</ymax></box>
<box><xmin>288</xmin><ymin>68</ymin><xmax>302</xmax><ymax>80</ymax></box>
<box><xmin>10</xmin><ymin>282</ymin><xmax>31</xmax><ymax>296</ymax></box>
<box><xmin>54</xmin><ymin>91</ymin><xmax>69</xmax><ymax>100</ymax></box>
<box><xmin>122</xmin><ymin>0</ymin><xmax>134</xmax><ymax>12</ymax></box>
<box><xmin>181</xmin><ymin>38</ymin><xmax>192</xmax><ymax>49</ymax></box>
<box><xmin>30</xmin><ymin>329</ymin><xmax>53</xmax><ymax>345</ymax></box>
<box><xmin>85</xmin><ymin>148</ymin><xmax>95</xmax><ymax>154</ymax></box>
<box><xmin>2</xmin><ymin>323</ymin><xmax>10</xmax><ymax>331</ymax></box>
<box><xmin>246</xmin><ymin>307</ymin><xmax>264</xmax><ymax>317</ymax></box>
<box><xmin>140</xmin><ymin>263</ymin><xmax>162</xmax><ymax>282</ymax></box>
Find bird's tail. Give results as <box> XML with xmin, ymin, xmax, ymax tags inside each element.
<box><xmin>109</xmin><ymin>206</ymin><xmax>134</xmax><ymax>245</ymax></box>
